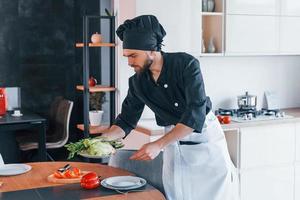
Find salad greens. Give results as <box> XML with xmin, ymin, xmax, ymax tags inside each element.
<box><xmin>65</xmin><ymin>136</ymin><xmax>124</xmax><ymax>159</ymax></box>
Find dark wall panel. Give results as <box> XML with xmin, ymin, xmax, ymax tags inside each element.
<box><xmin>0</xmin><ymin>0</ymin><xmax>112</xmax><ymax>162</ymax></box>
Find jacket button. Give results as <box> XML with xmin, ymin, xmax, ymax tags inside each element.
<box><xmin>174</xmin><ymin>102</ymin><xmax>179</xmax><ymax>107</ymax></box>
<box><xmin>164</xmin><ymin>84</ymin><xmax>168</xmax><ymax>88</ymax></box>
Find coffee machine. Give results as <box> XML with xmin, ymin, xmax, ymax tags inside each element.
<box><xmin>0</xmin><ymin>88</ymin><xmax>7</xmax><ymax>116</ymax></box>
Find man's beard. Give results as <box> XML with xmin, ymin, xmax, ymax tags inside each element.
<box><xmin>141</xmin><ymin>57</ymin><xmax>153</xmax><ymax>73</ymax></box>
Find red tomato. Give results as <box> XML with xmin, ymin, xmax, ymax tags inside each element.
<box><xmin>54</xmin><ymin>171</ymin><xmax>64</xmax><ymax>179</ymax></box>
<box><xmin>222</xmin><ymin>116</ymin><xmax>231</xmax><ymax>124</ymax></box>
<box><xmin>88</xmin><ymin>76</ymin><xmax>97</xmax><ymax>87</ymax></box>
<box><xmin>72</xmin><ymin>167</ymin><xmax>81</xmax><ymax>176</ymax></box>
<box><xmin>65</xmin><ymin>170</ymin><xmax>78</xmax><ymax>178</ymax></box>
<box><xmin>217</xmin><ymin>115</ymin><xmax>223</xmax><ymax>124</ymax></box>
<box><xmin>81</xmin><ymin>172</ymin><xmax>100</xmax><ymax>189</ymax></box>
<box><xmin>81</xmin><ymin>180</ymin><xmax>100</xmax><ymax>189</ymax></box>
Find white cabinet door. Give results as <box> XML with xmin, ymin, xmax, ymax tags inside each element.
<box><xmin>239</xmin><ymin>123</ymin><xmax>295</xmax><ymax>169</ymax></box>
<box><xmin>296</xmin><ymin>165</ymin><xmax>300</xmax><ymax>200</ymax></box>
<box><xmin>226</xmin><ymin>0</ymin><xmax>279</xmax><ymax>15</ymax></box>
<box><xmin>225</xmin><ymin>15</ymin><xmax>279</xmax><ymax>55</ymax></box>
<box><xmin>280</xmin><ymin>17</ymin><xmax>300</xmax><ymax>54</ymax></box>
<box><xmin>296</xmin><ymin>123</ymin><xmax>300</xmax><ymax>161</ymax></box>
<box><xmin>136</xmin><ymin>0</ymin><xmax>201</xmax><ymax>55</ymax></box>
<box><xmin>240</xmin><ymin>166</ymin><xmax>294</xmax><ymax>200</ymax></box>
<box><xmin>281</xmin><ymin>0</ymin><xmax>300</xmax><ymax>16</ymax></box>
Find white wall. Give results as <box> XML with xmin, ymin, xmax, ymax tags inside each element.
<box><xmin>200</xmin><ymin>56</ymin><xmax>300</xmax><ymax>110</ymax></box>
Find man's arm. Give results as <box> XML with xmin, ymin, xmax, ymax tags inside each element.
<box><xmin>100</xmin><ymin>78</ymin><xmax>145</xmax><ymax>140</ymax></box>
<box><xmin>130</xmin><ymin>123</ymin><xmax>193</xmax><ymax>160</ymax></box>
<box><xmin>101</xmin><ymin>125</ymin><xmax>125</xmax><ymax>140</ymax></box>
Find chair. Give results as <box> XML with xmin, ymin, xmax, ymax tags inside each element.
<box><xmin>16</xmin><ymin>97</ymin><xmax>73</xmax><ymax>161</ymax></box>
<box><xmin>108</xmin><ymin>150</ymin><xmax>165</xmax><ymax>195</ymax></box>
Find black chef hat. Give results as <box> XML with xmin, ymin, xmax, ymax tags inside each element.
<box><xmin>116</xmin><ymin>15</ymin><xmax>166</xmax><ymax>51</ymax></box>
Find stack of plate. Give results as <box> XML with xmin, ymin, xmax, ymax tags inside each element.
<box><xmin>101</xmin><ymin>176</ymin><xmax>147</xmax><ymax>190</ymax></box>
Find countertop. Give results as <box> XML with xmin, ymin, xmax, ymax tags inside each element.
<box><xmin>221</xmin><ymin>107</ymin><xmax>300</xmax><ymax>131</ymax></box>
<box><xmin>135</xmin><ymin>108</ymin><xmax>300</xmax><ymax>134</ymax></box>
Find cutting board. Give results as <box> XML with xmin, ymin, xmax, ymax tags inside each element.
<box><xmin>47</xmin><ymin>171</ymin><xmax>90</xmax><ymax>184</ymax></box>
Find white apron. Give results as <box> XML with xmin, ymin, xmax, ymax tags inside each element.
<box><xmin>162</xmin><ymin>111</ymin><xmax>239</xmax><ymax>200</ymax></box>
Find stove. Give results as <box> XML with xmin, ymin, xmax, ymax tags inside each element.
<box><xmin>215</xmin><ymin>108</ymin><xmax>293</xmax><ymax>123</ymax></box>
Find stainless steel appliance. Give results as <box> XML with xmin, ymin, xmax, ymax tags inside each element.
<box><xmin>215</xmin><ymin>108</ymin><xmax>293</xmax><ymax>123</ymax></box>
<box><xmin>237</xmin><ymin>91</ymin><xmax>257</xmax><ymax>110</ymax></box>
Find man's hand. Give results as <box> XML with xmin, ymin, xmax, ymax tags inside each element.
<box><xmin>100</xmin><ymin>125</ymin><xmax>125</xmax><ymax>141</ymax></box>
<box><xmin>130</xmin><ymin>142</ymin><xmax>162</xmax><ymax>161</ymax></box>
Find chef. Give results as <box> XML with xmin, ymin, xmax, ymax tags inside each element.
<box><xmin>101</xmin><ymin>15</ymin><xmax>238</xmax><ymax>200</ymax></box>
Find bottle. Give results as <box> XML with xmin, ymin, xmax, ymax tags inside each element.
<box><xmin>207</xmin><ymin>0</ymin><xmax>215</xmax><ymax>12</ymax></box>
<box><xmin>202</xmin><ymin>39</ymin><xmax>206</xmax><ymax>53</ymax></box>
<box><xmin>202</xmin><ymin>0</ymin><xmax>208</xmax><ymax>12</ymax></box>
<box><xmin>207</xmin><ymin>36</ymin><xmax>216</xmax><ymax>53</ymax></box>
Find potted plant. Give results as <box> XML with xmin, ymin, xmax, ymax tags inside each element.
<box><xmin>89</xmin><ymin>92</ymin><xmax>106</xmax><ymax>126</ymax></box>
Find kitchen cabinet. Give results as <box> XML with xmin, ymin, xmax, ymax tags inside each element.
<box><xmin>296</xmin><ymin>123</ymin><xmax>300</xmax><ymax>161</ymax></box>
<box><xmin>226</xmin><ymin>0</ymin><xmax>279</xmax><ymax>15</ymax></box>
<box><xmin>281</xmin><ymin>0</ymin><xmax>300</xmax><ymax>16</ymax></box>
<box><xmin>225</xmin><ymin>15</ymin><xmax>279</xmax><ymax>55</ymax></box>
<box><xmin>280</xmin><ymin>17</ymin><xmax>300</xmax><ymax>54</ymax></box>
<box><xmin>239</xmin><ymin>124</ymin><xmax>295</xmax><ymax>169</ymax></box>
<box><xmin>224</xmin><ymin>121</ymin><xmax>299</xmax><ymax>200</ymax></box>
<box><xmin>295</xmin><ymin>165</ymin><xmax>300</xmax><ymax>200</ymax></box>
<box><xmin>200</xmin><ymin>0</ymin><xmax>224</xmax><ymax>56</ymax></box>
<box><xmin>135</xmin><ymin>0</ymin><xmax>201</xmax><ymax>55</ymax></box>
<box><xmin>240</xmin><ymin>166</ymin><xmax>294</xmax><ymax>200</ymax></box>
<box><xmin>202</xmin><ymin>0</ymin><xmax>300</xmax><ymax>55</ymax></box>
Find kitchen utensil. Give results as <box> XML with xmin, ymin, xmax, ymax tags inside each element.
<box><xmin>237</xmin><ymin>91</ymin><xmax>257</xmax><ymax>109</ymax></box>
<box><xmin>101</xmin><ymin>176</ymin><xmax>146</xmax><ymax>190</ymax></box>
<box><xmin>78</xmin><ymin>151</ymin><xmax>111</xmax><ymax>159</ymax></box>
<box><xmin>57</xmin><ymin>164</ymin><xmax>71</xmax><ymax>173</ymax></box>
<box><xmin>0</xmin><ymin>164</ymin><xmax>32</xmax><ymax>176</ymax></box>
<box><xmin>264</xmin><ymin>91</ymin><xmax>280</xmax><ymax>110</ymax></box>
<box><xmin>11</xmin><ymin>110</ymin><xmax>23</xmax><ymax>117</ymax></box>
<box><xmin>207</xmin><ymin>36</ymin><xmax>216</xmax><ymax>53</ymax></box>
<box><xmin>202</xmin><ymin>0</ymin><xmax>208</xmax><ymax>12</ymax></box>
<box><xmin>207</xmin><ymin>0</ymin><xmax>215</xmax><ymax>12</ymax></box>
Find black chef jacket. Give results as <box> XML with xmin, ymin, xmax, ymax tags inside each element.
<box><xmin>114</xmin><ymin>52</ymin><xmax>212</xmax><ymax>136</ymax></box>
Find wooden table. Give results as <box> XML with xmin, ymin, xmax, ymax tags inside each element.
<box><xmin>0</xmin><ymin>162</ymin><xmax>165</xmax><ymax>200</ymax></box>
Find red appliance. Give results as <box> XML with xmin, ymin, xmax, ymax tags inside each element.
<box><xmin>0</xmin><ymin>88</ymin><xmax>7</xmax><ymax>116</ymax></box>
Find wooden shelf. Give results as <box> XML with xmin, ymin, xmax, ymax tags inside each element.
<box><xmin>200</xmin><ymin>53</ymin><xmax>224</xmax><ymax>57</ymax></box>
<box><xmin>77</xmin><ymin>124</ymin><xmax>110</xmax><ymax>134</ymax></box>
<box><xmin>75</xmin><ymin>43</ymin><xmax>116</xmax><ymax>48</ymax></box>
<box><xmin>76</xmin><ymin>85</ymin><xmax>116</xmax><ymax>92</ymax></box>
<box><xmin>201</xmin><ymin>12</ymin><xmax>223</xmax><ymax>16</ymax></box>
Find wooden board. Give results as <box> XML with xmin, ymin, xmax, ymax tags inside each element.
<box><xmin>47</xmin><ymin>171</ymin><xmax>90</xmax><ymax>184</ymax></box>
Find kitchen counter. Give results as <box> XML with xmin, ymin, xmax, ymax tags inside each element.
<box><xmin>221</xmin><ymin>107</ymin><xmax>300</xmax><ymax>131</ymax></box>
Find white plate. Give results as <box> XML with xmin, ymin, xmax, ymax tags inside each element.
<box><xmin>78</xmin><ymin>152</ymin><xmax>111</xmax><ymax>159</ymax></box>
<box><xmin>11</xmin><ymin>113</ymin><xmax>23</xmax><ymax>117</ymax></box>
<box><xmin>0</xmin><ymin>164</ymin><xmax>32</xmax><ymax>176</ymax></box>
<box><xmin>101</xmin><ymin>176</ymin><xmax>147</xmax><ymax>190</ymax></box>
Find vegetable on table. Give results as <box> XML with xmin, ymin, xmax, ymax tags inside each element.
<box><xmin>81</xmin><ymin>172</ymin><xmax>100</xmax><ymax>189</ymax></box>
<box><xmin>65</xmin><ymin>136</ymin><xmax>124</xmax><ymax>159</ymax></box>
